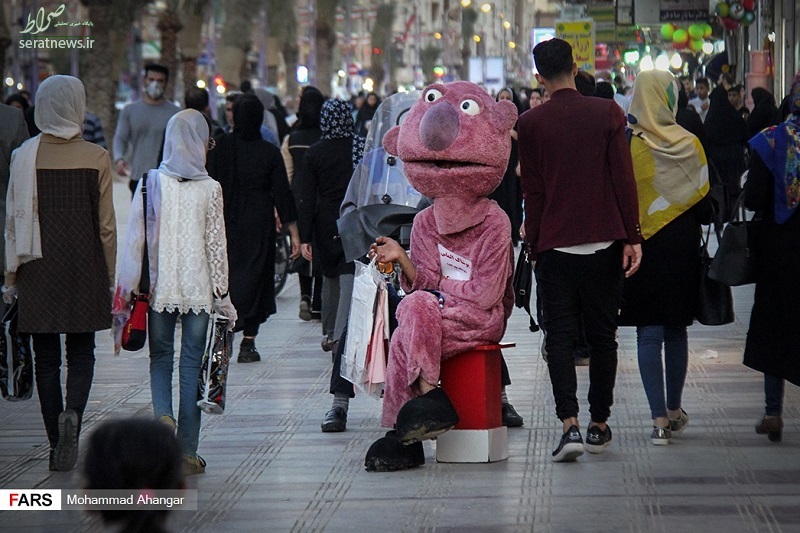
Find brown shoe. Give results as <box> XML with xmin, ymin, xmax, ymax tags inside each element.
<box><xmin>755</xmin><ymin>416</ymin><xmax>783</xmax><ymax>442</ymax></box>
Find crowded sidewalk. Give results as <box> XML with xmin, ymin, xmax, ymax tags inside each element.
<box><xmin>0</xmin><ymin>176</ymin><xmax>798</xmax><ymax>532</ymax></box>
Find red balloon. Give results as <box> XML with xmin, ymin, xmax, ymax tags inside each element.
<box><xmin>722</xmin><ymin>17</ymin><xmax>741</xmax><ymax>30</ymax></box>
<box><xmin>742</xmin><ymin>0</ymin><xmax>755</xmax><ymax>10</ymax></box>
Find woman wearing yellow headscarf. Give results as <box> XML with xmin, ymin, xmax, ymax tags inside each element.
<box><xmin>618</xmin><ymin>70</ymin><xmax>711</xmax><ymax>446</ymax></box>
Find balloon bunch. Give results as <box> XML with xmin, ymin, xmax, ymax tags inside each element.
<box><xmin>715</xmin><ymin>0</ymin><xmax>757</xmax><ymax>30</ymax></box>
<box><xmin>661</xmin><ymin>23</ymin><xmax>713</xmax><ymax>52</ymax></box>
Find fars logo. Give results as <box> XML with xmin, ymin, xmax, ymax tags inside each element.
<box><xmin>0</xmin><ymin>489</ymin><xmax>62</xmax><ymax>510</ymax></box>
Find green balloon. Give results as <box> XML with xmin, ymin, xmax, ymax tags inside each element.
<box><xmin>688</xmin><ymin>24</ymin><xmax>704</xmax><ymax>39</ymax></box>
<box><xmin>661</xmin><ymin>23</ymin><xmax>675</xmax><ymax>41</ymax></box>
<box><xmin>690</xmin><ymin>39</ymin><xmax>704</xmax><ymax>52</ymax></box>
<box><xmin>673</xmin><ymin>29</ymin><xmax>689</xmax><ymax>44</ymax></box>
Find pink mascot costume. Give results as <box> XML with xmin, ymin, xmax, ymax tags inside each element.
<box><xmin>365</xmin><ymin>81</ymin><xmax>518</xmax><ymax>472</ymax></box>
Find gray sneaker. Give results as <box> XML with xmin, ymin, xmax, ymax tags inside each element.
<box><xmin>669</xmin><ymin>409</ymin><xmax>689</xmax><ymax>433</ymax></box>
<box><xmin>651</xmin><ymin>426</ymin><xmax>672</xmax><ymax>445</ymax></box>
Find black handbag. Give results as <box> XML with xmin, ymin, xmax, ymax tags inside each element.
<box><xmin>708</xmin><ymin>192</ymin><xmax>760</xmax><ymax>286</ymax></box>
<box><xmin>513</xmin><ymin>247</ymin><xmax>539</xmax><ymax>333</ymax></box>
<box><xmin>696</xmin><ymin>224</ymin><xmax>735</xmax><ymax>326</ymax></box>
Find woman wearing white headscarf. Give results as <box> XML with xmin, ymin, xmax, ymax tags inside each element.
<box><xmin>113</xmin><ymin>109</ymin><xmax>236</xmax><ymax>476</ymax></box>
<box><xmin>3</xmin><ymin>75</ymin><xmax>116</xmax><ymax>472</ymax></box>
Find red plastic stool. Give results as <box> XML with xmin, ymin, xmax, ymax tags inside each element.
<box><xmin>436</xmin><ymin>343</ymin><xmax>514</xmax><ymax>463</ymax></box>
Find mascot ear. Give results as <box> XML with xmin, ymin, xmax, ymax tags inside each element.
<box><xmin>383</xmin><ymin>125</ymin><xmax>401</xmax><ymax>156</ymax></box>
<box><xmin>490</xmin><ymin>100</ymin><xmax>519</xmax><ymax>134</ymax></box>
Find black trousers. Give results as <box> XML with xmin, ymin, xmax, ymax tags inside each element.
<box><xmin>535</xmin><ymin>243</ymin><xmax>623</xmax><ymax>423</ymax></box>
<box><xmin>32</xmin><ymin>332</ymin><xmax>96</xmax><ymax>448</ymax></box>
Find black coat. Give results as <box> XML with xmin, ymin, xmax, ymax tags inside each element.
<box><xmin>743</xmin><ymin>153</ymin><xmax>800</xmax><ymax>385</ymax></box>
<box><xmin>488</xmin><ymin>135</ymin><xmax>522</xmax><ymax>246</ymax></box>
<box><xmin>296</xmin><ymin>137</ymin><xmax>356</xmax><ymax>277</ymax></box>
<box><xmin>207</xmin><ymin>133</ymin><xmax>297</xmax><ymax>323</ymax></box>
<box><xmin>619</xmin><ymin>198</ymin><xmax>711</xmax><ymax>327</ymax></box>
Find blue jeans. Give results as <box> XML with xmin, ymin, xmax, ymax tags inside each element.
<box><xmin>148</xmin><ymin>309</ymin><xmax>209</xmax><ymax>457</ymax></box>
<box><xmin>764</xmin><ymin>374</ymin><xmax>784</xmax><ymax>417</ymax></box>
<box><xmin>636</xmin><ymin>325</ymin><xmax>688</xmax><ymax>419</ymax></box>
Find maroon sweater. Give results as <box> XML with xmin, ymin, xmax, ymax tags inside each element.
<box><xmin>518</xmin><ymin>88</ymin><xmax>642</xmax><ymax>259</ymax></box>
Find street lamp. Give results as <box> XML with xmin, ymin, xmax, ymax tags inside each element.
<box><xmin>461</xmin><ymin>0</ymin><xmax>471</xmax><ymax>7</ymax></box>
<box><xmin>480</xmin><ymin>3</ymin><xmax>492</xmax><ymax>13</ymax></box>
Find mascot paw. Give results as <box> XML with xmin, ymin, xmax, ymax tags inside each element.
<box><xmin>365</xmin><ymin>430</ymin><xmax>425</xmax><ymax>472</ymax></box>
<box><xmin>395</xmin><ymin>388</ymin><xmax>459</xmax><ymax>443</ymax></box>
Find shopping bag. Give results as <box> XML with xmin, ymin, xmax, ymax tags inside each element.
<box><xmin>0</xmin><ymin>301</ymin><xmax>34</xmax><ymax>401</ymax></box>
<box><xmin>341</xmin><ymin>258</ymin><xmax>382</xmax><ymax>387</ymax></box>
<box><xmin>364</xmin><ymin>284</ymin><xmax>389</xmax><ymax>398</ymax></box>
<box><xmin>197</xmin><ymin>315</ymin><xmax>233</xmax><ymax>414</ymax></box>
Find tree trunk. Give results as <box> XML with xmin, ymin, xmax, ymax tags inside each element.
<box><xmin>219</xmin><ymin>0</ymin><xmax>259</xmax><ymax>90</ymax></box>
<box><xmin>315</xmin><ymin>0</ymin><xmax>338</xmax><ymax>96</ymax></box>
<box><xmin>0</xmin><ymin>5</ymin><xmax>11</xmax><ymax>87</ymax></box>
<box><xmin>178</xmin><ymin>11</ymin><xmax>205</xmax><ymax>95</ymax></box>
<box><xmin>283</xmin><ymin>41</ymin><xmax>300</xmax><ymax>99</ymax></box>
<box><xmin>79</xmin><ymin>1</ymin><xmax>116</xmax><ymax>158</ymax></box>
<box><xmin>157</xmin><ymin>6</ymin><xmax>182</xmax><ymax>100</ymax></box>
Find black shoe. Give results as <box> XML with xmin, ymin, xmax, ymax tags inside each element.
<box><xmin>310</xmin><ymin>311</ymin><xmax>322</xmax><ymax>321</ymax></box>
<box><xmin>321</xmin><ymin>337</ymin><xmax>337</xmax><ymax>352</ymax></box>
<box><xmin>395</xmin><ymin>388</ymin><xmax>459</xmax><ymax>444</ymax></box>
<box><xmin>238</xmin><ymin>346</ymin><xmax>261</xmax><ymax>363</ymax></box>
<box><xmin>552</xmin><ymin>425</ymin><xmax>584</xmax><ymax>463</ymax></box>
<box><xmin>755</xmin><ymin>415</ymin><xmax>783</xmax><ymax>443</ymax></box>
<box><xmin>502</xmin><ymin>403</ymin><xmax>524</xmax><ymax>427</ymax></box>
<box><xmin>48</xmin><ymin>448</ymin><xmax>57</xmax><ymax>472</ymax></box>
<box><xmin>53</xmin><ymin>409</ymin><xmax>79</xmax><ymax>471</ymax></box>
<box><xmin>299</xmin><ymin>298</ymin><xmax>312</xmax><ymax>321</ymax></box>
<box><xmin>321</xmin><ymin>407</ymin><xmax>347</xmax><ymax>432</ymax></box>
<box><xmin>365</xmin><ymin>430</ymin><xmax>425</xmax><ymax>472</ymax></box>
<box><xmin>585</xmin><ymin>423</ymin><xmax>612</xmax><ymax>454</ymax></box>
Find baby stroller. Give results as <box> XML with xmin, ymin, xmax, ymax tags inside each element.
<box><xmin>338</xmin><ymin>91</ymin><xmax>425</xmax><ymax>262</ymax></box>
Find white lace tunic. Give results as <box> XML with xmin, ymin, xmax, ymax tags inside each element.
<box><xmin>151</xmin><ymin>173</ymin><xmax>228</xmax><ymax>314</ymax></box>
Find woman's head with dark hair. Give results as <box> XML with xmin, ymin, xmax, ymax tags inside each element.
<box><xmin>297</xmin><ymin>87</ymin><xmax>325</xmax><ymax>130</ymax></box>
<box><xmin>574</xmin><ymin>70</ymin><xmax>596</xmax><ymax>96</ymax></box>
<box><xmin>233</xmin><ymin>93</ymin><xmax>265</xmax><ymax>140</ymax></box>
<box><xmin>5</xmin><ymin>94</ymin><xmax>29</xmax><ymax>111</ymax></box>
<box><xmin>678</xmin><ymin>83</ymin><xmax>689</xmax><ymax>109</ymax></box>
<box><xmin>595</xmin><ymin>81</ymin><xmax>615</xmax><ymax>100</ymax></box>
<box><xmin>83</xmin><ymin>418</ymin><xmax>183</xmax><ymax>533</ymax></box>
<box><xmin>751</xmin><ymin>87</ymin><xmax>774</xmax><ymax>107</ymax></box>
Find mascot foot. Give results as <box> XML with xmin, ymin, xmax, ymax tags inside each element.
<box><xmin>395</xmin><ymin>388</ymin><xmax>459</xmax><ymax>444</ymax></box>
<box><xmin>365</xmin><ymin>430</ymin><xmax>425</xmax><ymax>472</ymax></box>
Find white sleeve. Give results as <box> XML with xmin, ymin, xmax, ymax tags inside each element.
<box><xmin>205</xmin><ymin>183</ymin><xmax>229</xmax><ymax>297</ymax></box>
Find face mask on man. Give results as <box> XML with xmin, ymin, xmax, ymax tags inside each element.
<box><xmin>145</xmin><ymin>80</ymin><xmax>165</xmax><ymax>100</ymax></box>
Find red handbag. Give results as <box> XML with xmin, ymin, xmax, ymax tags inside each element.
<box><xmin>121</xmin><ymin>174</ymin><xmax>150</xmax><ymax>352</ymax></box>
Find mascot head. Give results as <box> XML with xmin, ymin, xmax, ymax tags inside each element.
<box><xmin>382</xmin><ymin>81</ymin><xmax>518</xmax><ymax>199</ymax></box>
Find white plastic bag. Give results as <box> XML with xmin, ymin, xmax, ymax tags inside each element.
<box><xmin>341</xmin><ymin>258</ymin><xmax>382</xmax><ymax>388</ymax></box>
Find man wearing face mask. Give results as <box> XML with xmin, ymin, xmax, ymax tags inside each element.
<box><xmin>113</xmin><ymin>63</ymin><xmax>180</xmax><ymax>194</ymax></box>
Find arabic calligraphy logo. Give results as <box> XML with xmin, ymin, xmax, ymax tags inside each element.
<box><xmin>20</xmin><ymin>4</ymin><xmax>93</xmax><ymax>35</ymax></box>
<box><xmin>21</xmin><ymin>4</ymin><xmax>66</xmax><ymax>35</ymax></box>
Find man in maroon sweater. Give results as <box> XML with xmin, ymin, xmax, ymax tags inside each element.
<box><xmin>518</xmin><ymin>39</ymin><xmax>642</xmax><ymax>463</ymax></box>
